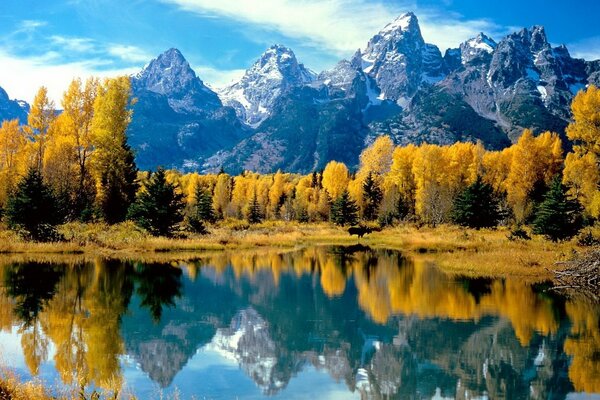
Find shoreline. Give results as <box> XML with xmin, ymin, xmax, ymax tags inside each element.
<box><xmin>0</xmin><ymin>222</ymin><xmax>595</xmax><ymax>281</ymax></box>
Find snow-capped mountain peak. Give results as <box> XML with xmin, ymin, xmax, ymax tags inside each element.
<box><xmin>132</xmin><ymin>47</ymin><xmax>222</xmax><ymax>113</ymax></box>
<box><xmin>218</xmin><ymin>44</ymin><xmax>315</xmax><ymax>126</ymax></box>
<box><xmin>466</xmin><ymin>33</ymin><xmax>497</xmax><ymax>54</ymax></box>
<box><xmin>380</xmin><ymin>12</ymin><xmax>419</xmax><ymax>35</ymax></box>
<box><xmin>460</xmin><ymin>33</ymin><xmax>497</xmax><ymax>65</ymax></box>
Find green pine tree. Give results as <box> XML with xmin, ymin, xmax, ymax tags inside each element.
<box><xmin>330</xmin><ymin>190</ymin><xmax>359</xmax><ymax>226</ymax></box>
<box><xmin>127</xmin><ymin>167</ymin><xmax>185</xmax><ymax>236</ymax></box>
<box><xmin>363</xmin><ymin>172</ymin><xmax>383</xmax><ymax>221</ymax></box>
<box><xmin>194</xmin><ymin>186</ymin><xmax>216</xmax><ymax>223</ymax></box>
<box><xmin>187</xmin><ymin>186</ymin><xmax>215</xmax><ymax>234</ymax></box>
<box><xmin>246</xmin><ymin>193</ymin><xmax>263</xmax><ymax>224</ymax></box>
<box><xmin>533</xmin><ymin>176</ymin><xmax>582</xmax><ymax>241</ymax></box>
<box><xmin>452</xmin><ymin>176</ymin><xmax>501</xmax><ymax>229</ymax></box>
<box><xmin>5</xmin><ymin>168</ymin><xmax>59</xmax><ymax>241</ymax></box>
<box><xmin>99</xmin><ymin>143</ymin><xmax>139</xmax><ymax>224</ymax></box>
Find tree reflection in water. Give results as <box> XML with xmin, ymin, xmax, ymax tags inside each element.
<box><xmin>0</xmin><ymin>246</ymin><xmax>597</xmax><ymax>398</ymax></box>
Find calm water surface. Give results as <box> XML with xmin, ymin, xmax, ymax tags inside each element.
<box><xmin>0</xmin><ymin>245</ymin><xmax>598</xmax><ymax>399</ymax></box>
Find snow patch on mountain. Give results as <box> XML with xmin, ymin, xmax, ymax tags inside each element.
<box><xmin>218</xmin><ymin>44</ymin><xmax>315</xmax><ymax>126</ymax></box>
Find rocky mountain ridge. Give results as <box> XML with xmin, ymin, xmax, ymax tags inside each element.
<box><xmin>2</xmin><ymin>12</ymin><xmax>598</xmax><ymax>173</ymax></box>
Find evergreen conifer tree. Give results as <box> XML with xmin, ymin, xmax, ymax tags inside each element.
<box><xmin>330</xmin><ymin>190</ymin><xmax>359</xmax><ymax>226</ymax></box>
<box><xmin>452</xmin><ymin>176</ymin><xmax>501</xmax><ymax>229</ymax></box>
<box><xmin>127</xmin><ymin>167</ymin><xmax>184</xmax><ymax>236</ymax></box>
<box><xmin>194</xmin><ymin>186</ymin><xmax>216</xmax><ymax>223</ymax></box>
<box><xmin>533</xmin><ymin>176</ymin><xmax>582</xmax><ymax>241</ymax></box>
<box><xmin>363</xmin><ymin>172</ymin><xmax>383</xmax><ymax>221</ymax></box>
<box><xmin>187</xmin><ymin>186</ymin><xmax>215</xmax><ymax>234</ymax></box>
<box><xmin>5</xmin><ymin>168</ymin><xmax>59</xmax><ymax>241</ymax></box>
<box><xmin>247</xmin><ymin>193</ymin><xmax>263</xmax><ymax>224</ymax></box>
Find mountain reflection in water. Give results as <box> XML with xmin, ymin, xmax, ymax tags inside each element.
<box><xmin>0</xmin><ymin>245</ymin><xmax>597</xmax><ymax>399</ymax></box>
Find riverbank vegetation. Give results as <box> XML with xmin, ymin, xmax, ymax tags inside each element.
<box><xmin>0</xmin><ymin>79</ymin><xmax>598</xmax><ymax>277</ymax></box>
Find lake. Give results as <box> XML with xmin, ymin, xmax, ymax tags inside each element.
<box><xmin>0</xmin><ymin>245</ymin><xmax>598</xmax><ymax>399</ymax></box>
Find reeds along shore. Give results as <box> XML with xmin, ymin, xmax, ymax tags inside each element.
<box><xmin>0</xmin><ymin>221</ymin><xmax>598</xmax><ymax>281</ymax></box>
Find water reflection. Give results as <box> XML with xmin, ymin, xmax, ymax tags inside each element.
<box><xmin>0</xmin><ymin>246</ymin><xmax>597</xmax><ymax>399</ymax></box>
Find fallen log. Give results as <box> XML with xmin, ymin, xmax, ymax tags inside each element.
<box><xmin>551</xmin><ymin>250</ymin><xmax>599</xmax><ymax>301</ymax></box>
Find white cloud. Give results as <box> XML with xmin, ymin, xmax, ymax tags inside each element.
<box><xmin>0</xmin><ymin>50</ymin><xmax>139</xmax><ymax>104</ymax></box>
<box><xmin>50</xmin><ymin>35</ymin><xmax>96</xmax><ymax>53</ymax></box>
<box><xmin>160</xmin><ymin>0</ymin><xmax>508</xmax><ymax>56</ymax></box>
<box><xmin>195</xmin><ymin>65</ymin><xmax>246</xmax><ymax>88</ymax></box>
<box><xmin>107</xmin><ymin>44</ymin><xmax>153</xmax><ymax>63</ymax></box>
<box><xmin>568</xmin><ymin>36</ymin><xmax>600</xmax><ymax>61</ymax></box>
<box><xmin>17</xmin><ymin>20</ymin><xmax>47</xmax><ymax>32</ymax></box>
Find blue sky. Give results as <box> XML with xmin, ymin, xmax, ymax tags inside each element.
<box><xmin>0</xmin><ymin>0</ymin><xmax>598</xmax><ymax>103</ymax></box>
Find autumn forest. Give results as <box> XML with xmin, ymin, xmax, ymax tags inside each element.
<box><xmin>1</xmin><ymin>78</ymin><xmax>600</xmax><ymax>244</ymax></box>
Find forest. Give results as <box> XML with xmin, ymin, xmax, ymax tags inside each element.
<box><xmin>0</xmin><ymin>77</ymin><xmax>599</xmax><ymax>244</ymax></box>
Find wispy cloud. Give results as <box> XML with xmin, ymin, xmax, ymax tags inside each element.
<box><xmin>18</xmin><ymin>20</ymin><xmax>47</xmax><ymax>32</ymax></box>
<box><xmin>568</xmin><ymin>36</ymin><xmax>600</xmax><ymax>61</ymax></box>
<box><xmin>0</xmin><ymin>50</ymin><xmax>139</xmax><ymax>105</ymax></box>
<box><xmin>0</xmin><ymin>20</ymin><xmax>151</xmax><ymax>103</ymax></box>
<box><xmin>195</xmin><ymin>65</ymin><xmax>246</xmax><ymax>88</ymax></box>
<box><xmin>50</xmin><ymin>35</ymin><xmax>96</xmax><ymax>53</ymax></box>
<box><xmin>107</xmin><ymin>45</ymin><xmax>153</xmax><ymax>63</ymax></box>
<box><xmin>159</xmin><ymin>0</ymin><xmax>509</xmax><ymax>55</ymax></box>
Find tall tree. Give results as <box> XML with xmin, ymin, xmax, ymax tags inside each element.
<box><xmin>362</xmin><ymin>172</ymin><xmax>383</xmax><ymax>221</ymax></box>
<box><xmin>330</xmin><ymin>190</ymin><xmax>359</xmax><ymax>226</ymax></box>
<box><xmin>533</xmin><ymin>176</ymin><xmax>582</xmax><ymax>241</ymax></box>
<box><xmin>564</xmin><ymin>85</ymin><xmax>600</xmax><ymax>218</ymax></box>
<box><xmin>322</xmin><ymin>161</ymin><xmax>350</xmax><ymax>200</ymax></box>
<box><xmin>5</xmin><ymin>168</ymin><xmax>59</xmax><ymax>241</ymax></box>
<box><xmin>91</xmin><ymin>77</ymin><xmax>138</xmax><ymax>223</ymax></box>
<box><xmin>60</xmin><ymin>78</ymin><xmax>99</xmax><ymax>217</ymax></box>
<box><xmin>246</xmin><ymin>193</ymin><xmax>263</xmax><ymax>224</ymax></box>
<box><xmin>128</xmin><ymin>167</ymin><xmax>185</xmax><ymax>236</ymax></box>
<box><xmin>0</xmin><ymin>119</ymin><xmax>28</xmax><ymax>206</ymax></box>
<box><xmin>26</xmin><ymin>87</ymin><xmax>56</xmax><ymax>172</ymax></box>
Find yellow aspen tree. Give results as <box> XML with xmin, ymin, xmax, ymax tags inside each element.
<box><xmin>482</xmin><ymin>148</ymin><xmax>513</xmax><ymax>193</ymax></box>
<box><xmin>412</xmin><ymin>144</ymin><xmax>451</xmax><ymax>225</ymax></box>
<box><xmin>352</xmin><ymin>135</ymin><xmax>395</xmax><ymax>212</ymax></box>
<box><xmin>212</xmin><ymin>173</ymin><xmax>232</xmax><ymax>219</ymax></box>
<box><xmin>90</xmin><ymin>77</ymin><xmax>138</xmax><ymax>223</ymax></box>
<box><xmin>322</xmin><ymin>160</ymin><xmax>349</xmax><ymax>200</ymax></box>
<box><xmin>58</xmin><ymin>78</ymin><xmax>99</xmax><ymax>213</ymax></box>
<box><xmin>386</xmin><ymin>144</ymin><xmax>417</xmax><ymax>216</ymax></box>
<box><xmin>44</xmin><ymin>116</ymin><xmax>78</xmax><ymax>215</ymax></box>
<box><xmin>564</xmin><ymin>85</ymin><xmax>600</xmax><ymax>217</ymax></box>
<box><xmin>505</xmin><ymin>130</ymin><xmax>563</xmax><ymax>222</ymax></box>
<box><xmin>0</xmin><ymin>119</ymin><xmax>28</xmax><ymax>205</ymax></box>
<box><xmin>268</xmin><ymin>171</ymin><xmax>285</xmax><ymax>218</ymax></box>
<box><xmin>26</xmin><ymin>86</ymin><xmax>56</xmax><ymax>172</ymax></box>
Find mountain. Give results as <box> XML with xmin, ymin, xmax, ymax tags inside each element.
<box><xmin>218</xmin><ymin>44</ymin><xmax>315</xmax><ymax>126</ymax></box>
<box><xmin>114</xmin><ymin>14</ymin><xmax>600</xmax><ymax>172</ymax></box>
<box><xmin>0</xmin><ymin>86</ymin><xmax>29</xmax><ymax>124</ymax></box>
<box><xmin>128</xmin><ymin>48</ymin><xmax>249</xmax><ymax>171</ymax></box>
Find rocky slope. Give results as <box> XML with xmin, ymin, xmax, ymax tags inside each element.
<box><xmin>128</xmin><ymin>48</ymin><xmax>249</xmax><ymax>171</ymax></box>
<box><xmin>0</xmin><ymin>86</ymin><xmax>29</xmax><ymax>123</ymax></box>
<box><xmin>218</xmin><ymin>44</ymin><xmax>315</xmax><ymax>126</ymax></box>
<box><xmin>4</xmin><ymin>13</ymin><xmax>597</xmax><ymax>173</ymax></box>
<box><xmin>202</xmin><ymin>12</ymin><xmax>598</xmax><ymax>173</ymax></box>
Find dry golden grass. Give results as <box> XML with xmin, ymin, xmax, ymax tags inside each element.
<box><xmin>0</xmin><ymin>221</ymin><xmax>596</xmax><ymax>280</ymax></box>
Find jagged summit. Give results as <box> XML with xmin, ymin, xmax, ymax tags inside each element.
<box><xmin>379</xmin><ymin>12</ymin><xmax>420</xmax><ymax>35</ymax></box>
<box><xmin>218</xmin><ymin>44</ymin><xmax>315</xmax><ymax>126</ymax></box>
<box><xmin>360</xmin><ymin>11</ymin><xmax>444</xmax><ymax>104</ymax></box>
<box><xmin>0</xmin><ymin>85</ymin><xmax>29</xmax><ymax>123</ymax></box>
<box><xmin>93</xmin><ymin>13</ymin><xmax>600</xmax><ymax>173</ymax></box>
<box><xmin>459</xmin><ymin>33</ymin><xmax>497</xmax><ymax>65</ymax></box>
<box><xmin>132</xmin><ymin>48</ymin><xmax>221</xmax><ymax>113</ymax></box>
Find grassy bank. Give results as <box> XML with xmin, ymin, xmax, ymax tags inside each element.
<box><xmin>0</xmin><ymin>221</ymin><xmax>597</xmax><ymax>280</ymax></box>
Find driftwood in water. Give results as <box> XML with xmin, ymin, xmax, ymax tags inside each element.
<box><xmin>552</xmin><ymin>250</ymin><xmax>599</xmax><ymax>301</ymax></box>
